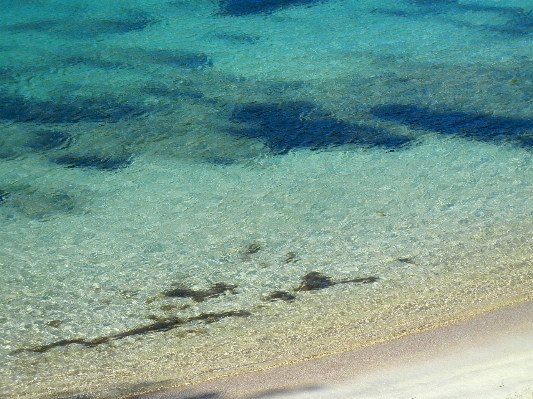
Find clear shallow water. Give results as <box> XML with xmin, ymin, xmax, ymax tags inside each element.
<box><xmin>1</xmin><ymin>0</ymin><xmax>533</xmax><ymax>397</ymax></box>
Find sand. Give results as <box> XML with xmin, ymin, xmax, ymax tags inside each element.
<box><xmin>134</xmin><ymin>299</ymin><xmax>533</xmax><ymax>399</ymax></box>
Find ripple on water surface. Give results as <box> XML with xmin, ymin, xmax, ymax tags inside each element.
<box><xmin>1</xmin><ymin>0</ymin><xmax>533</xmax><ymax>398</ymax></box>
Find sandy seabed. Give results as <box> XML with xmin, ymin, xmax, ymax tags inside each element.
<box><xmin>135</xmin><ymin>299</ymin><xmax>533</xmax><ymax>399</ymax></box>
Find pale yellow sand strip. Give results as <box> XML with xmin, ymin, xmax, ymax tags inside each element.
<box><xmin>135</xmin><ymin>299</ymin><xmax>533</xmax><ymax>399</ymax></box>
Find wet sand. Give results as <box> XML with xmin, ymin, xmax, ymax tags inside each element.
<box><xmin>134</xmin><ymin>299</ymin><xmax>533</xmax><ymax>399</ymax></box>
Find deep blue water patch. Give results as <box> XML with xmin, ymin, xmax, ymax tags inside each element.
<box><xmin>371</xmin><ymin>104</ymin><xmax>533</xmax><ymax>148</ymax></box>
<box><xmin>148</xmin><ymin>50</ymin><xmax>213</xmax><ymax>70</ymax></box>
<box><xmin>228</xmin><ymin>102</ymin><xmax>412</xmax><ymax>154</ymax></box>
<box><xmin>0</xmin><ymin>92</ymin><xmax>147</xmax><ymax>123</ymax></box>
<box><xmin>219</xmin><ymin>0</ymin><xmax>323</xmax><ymax>16</ymax></box>
<box><xmin>24</xmin><ymin>130</ymin><xmax>72</xmax><ymax>151</ymax></box>
<box><xmin>51</xmin><ymin>154</ymin><xmax>132</xmax><ymax>170</ymax></box>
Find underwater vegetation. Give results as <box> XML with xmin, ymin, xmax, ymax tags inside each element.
<box><xmin>228</xmin><ymin>101</ymin><xmax>412</xmax><ymax>154</ymax></box>
<box><xmin>371</xmin><ymin>104</ymin><xmax>533</xmax><ymax>148</ymax></box>
<box><xmin>24</xmin><ymin>130</ymin><xmax>72</xmax><ymax>151</ymax></box>
<box><xmin>51</xmin><ymin>153</ymin><xmax>133</xmax><ymax>170</ymax></box>
<box><xmin>296</xmin><ymin>271</ymin><xmax>379</xmax><ymax>292</ymax></box>
<box><xmin>65</xmin><ymin>55</ymin><xmax>131</xmax><ymax>71</ymax></box>
<box><xmin>6</xmin><ymin>12</ymin><xmax>157</xmax><ymax>38</ymax></box>
<box><xmin>0</xmin><ymin>92</ymin><xmax>147</xmax><ymax>123</ymax></box>
<box><xmin>386</xmin><ymin>0</ymin><xmax>533</xmax><ymax>36</ymax></box>
<box><xmin>0</xmin><ymin>190</ymin><xmax>9</xmax><ymax>202</ymax></box>
<box><xmin>11</xmin><ymin>310</ymin><xmax>251</xmax><ymax>354</ymax></box>
<box><xmin>142</xmin><ymin>84</ymin><xmax>205</xmax><ymax>100</ymax></box>
<box><xmin>264</xmin><ymin>291</ymin><xmax>297</xmax><ymax>302</ymax></box>
<box><xmin>219</xmin><ymin>0</ymin><xmax>323</xmax><ymax>16</ymax></box>
<box><xmin>163</xmin><ymin>282</ymin><xmax>238</xmax><ymax>302</ymax></box>
<box><xmin>10</xmin><ymin>269</ymin><xmax>378</xmax><ymax>354</ymax></box>
<box><xmin>0</xmin><ymin>189</ymin><xmax>79</xmax><ymax>220</ymax></box>
<box><xmin>265</xmin><ymin>271</ymin><xmax>379</xmax><ymax>302</ymax></box>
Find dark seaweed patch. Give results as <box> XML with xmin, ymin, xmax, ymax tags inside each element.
<box><xmin>45</xmin><ymin>320</ymin><xmax>63</xmax><ymax>328</ymax></box>
<box><xmin>215</xmin><ymin>32</ymin><xmax>261</xmax><ymax>43</ymax></box>
<box><xmin>148</xmin><ymin>50</ymin><xmax>213</xmax><ymax>70</ymax></box>
<box><xmin>58</xmin><ymin>12</ymin><xmax>157</xmax><ymax>39</ymax></box>
<box><xmin>51</xmin><ymin>154</ymin><xmax>132</xmax><ymax>170</ymax></box>
<box><xmin>390</xmin><ymin>1</ymin><xmax>533</xmax><ymax>37</ymax></box>
<box><xmin>66</xmin><ymin>55</ymin><xmax>129</xmax><ymax>70</ymax></box>
<box><xmin>371</xmin><ymin>104</ymin><xmax>533</xmax><ymax>148</ymax></box>
<box><xmin>219</xmin><ymin>0</ymin><xmax>323</xmax><ymax>16</ymax></box>
<box><xmin>396</xmin><ymin>257</ymin><xmax>416</xmax><ymax>264</ymax></box>
<box><xmin>228</xmin><ymin>102</ymin><xmax>412</xmax><ymax>154</ymax></box>
<box><xmin>282</xmin><ymin>252</ymin><xmax>299</xmax><ymax>263</ymax></box>
<box><xmin>243</xmin><ymin>242</ymin><xmax>262</xmax><ymax>255</ymax></box>
<box><xmin>11</xmin><ymin>310</ymin><xmax>250</xmax><ymax>354</ymax></box>
<box><xmin>163</xmin><ymin>282</ymin><xmax>238</xmax><ymax>302</ymax></box>
<box><xmin>9</xmin><ymin>13</ymin><xmax>157</xmax><ymax>38</ymax></box>
<box><xmin>24</xmin><ymin>130</ymin><xmax>72</xmax><ymax>151</ymax></box>
<box><xmin>0</xmin><ymin>190</ymin><xmax>9</xmax><ymax>202</ymax></box>
<box><xmin>264</xmin><ymin>291</ymin><xmax>296</xmax><ymax>302</ymax></box>
<box><xmin>5</xmin><ymin>20</ymin><xmax>60</xmax><ymax>33</ymax></box>
<box><xmin>0</xmin><ymin>92</ymin><xmax>146</xmax><ymax>123</ymax></box>
<box><xmin>296</xmin><ymin>271</ymin><xmax>379</xmax><ymax>292</ymax></box>
<box><xmin>206</xmin><ymin>156</ymin><xmax>236</xmax><ymax>166</ymax></box>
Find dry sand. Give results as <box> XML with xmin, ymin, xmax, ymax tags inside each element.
<box><xmin>135</xmin><ymin>300</ymin><xmax>533</xmax><ymax>399</ymax></box>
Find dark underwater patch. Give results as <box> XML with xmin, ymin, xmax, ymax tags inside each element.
<box><xmin>0</xmin><ymin>190</ymin><xmax>9</xmax><ymax>202</ymax></box>
<box><xmin>371</xmin><ymin>104</ymin><xmax>533</xmax><ymax>148</ymax></box>
<box><xmin>51</xmin><ymin>154</ymin><xmax>132</xmax><ymax>170</ymax></box>
<box><xmin>396</xmin><ymin>1</ymin><xmax>533</xmax><ymax>36</ymax></box>
<box><xmin>214</xmin><ymin>32</ymin><xmax>261</xmax><ymax>43</ymax></box>
<box><xmin>5</xmin><ymin>19</ymin><xmax>60</xmax><ymax>33</ymax></box>
<box><xmin>264</xmin><ymin>291</ymin><xmax>296</xmax><ymax>302</ymax></box>
<box><xmin>148</xmin><ymin>50</ymin><xmax>213</xmax><ymax>70</ymax></box>
<box><xmin>219</xmin><ymin>0</ymin><xmax>323</xmax><ymax>16</ymax></box>
<box><xmin>1</xmin><ymin>189</ymin><xmax>79</xmax><ymax>220</ymax></box>
<box><xmin>205</xmin><ymin>156</ymin><xmax>236</xmax><ymax>166</ymax></box>
<box><xmin>65</xmin><ymin>55</ymin><xmax>130</xmax><ymax>70</ymax></box>
<box><xmin>11</xmin><ymin>310</ymin><xmax>251</xmax><ymax>354</ymax></box>
<box><xmin>296</xmin><ymin>271</ymin><xmax>379</xmax><ymax>292</ymax></box>
<box><xmin>163</xmin><ymin>282</ymin><xmax>238</xmax><ymax>302</ymax></box>
<box><xmin>7</xmin><ymin>12</ymin><xmax>157</xmax><ymax>38</ymax></box>
<box><xmin>0</xmin><ymin>92</ymin><xmax>146</xmax><ymax>123</ymax></box>
<box><xmin>24</xmin><ymin>130</ymin><xmax>72</xmax><ymax>151</ymax></box>
<box><xmin>228</xmin><ymin>102</ymin><xmax>412</xmax><ymax>154</ymax></box>
<box><xmin>142</xmin><ymin>85</ymin><xmax>205</xmax><ymax>100</ymax></box>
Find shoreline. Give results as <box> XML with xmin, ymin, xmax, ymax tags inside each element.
<box><xmin>134</xmin><ymin>299</ymin><xmax>533</xmax><ymax>399</ymax></box>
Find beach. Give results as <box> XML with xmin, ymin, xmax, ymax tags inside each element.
<box><xmin>135</xmin><ymin>299</ymin><xmax>533</xmax><ymax>399</ymax></box>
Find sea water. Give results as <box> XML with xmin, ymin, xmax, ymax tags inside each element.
<box><xmin>1</xmin><ymin>0</ymin><xmax>533</xmax><ymax>397</ymax></box>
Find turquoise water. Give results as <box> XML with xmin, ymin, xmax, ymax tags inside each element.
<box><xmin>1</xmin><ymin>0</ymin><xmax>533</xmax><ymax>397</ymax></box>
